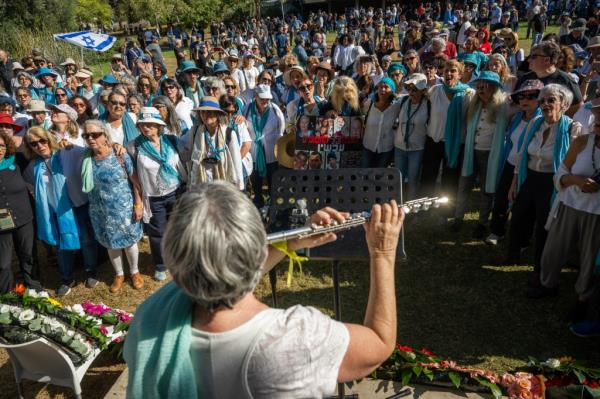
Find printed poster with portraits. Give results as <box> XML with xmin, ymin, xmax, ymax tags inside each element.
<box><xmin>293</xmin><ymin>115</ymin><xmax>364</xmax><ymax>170</ymax></box>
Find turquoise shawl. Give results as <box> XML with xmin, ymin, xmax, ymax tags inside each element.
<box><xmin>33</xmin><ymin>153</ymin><xmax>80</xmax><ymax>250</ymax></box>
<box><xmin>0</xmin><ymin>154</ymin><xmax>15</xmax><ymax>171</ymax></box>
<box><xmin>100</xmin><ymin>112</ymin><xmax>139</xmax><ymax>145</ymax></box>
<box><xmin>461</xmin><ymin>102</ymin><xmax>508</xmax><ymax>193</ymax></box>
<box><xmin>249</xmin><ymin>101</ymin><xmax>271</xmax><ymax>177</ymax></box>
<box><xmin>123</xmin><ymin>282</ymin><xmax>197</xmax><ymax>399</ymax></box>
<box><xmin>500</xmin><ymin>108</ymin><xmax>542</xmax><ymax>170</ymax></box>
<box><xmin>517</xmin><ymin>115</ymin><xmax>571</xmax><ymax>192</ymax></box>
<box><xmin>183</xmin><ymin>81</ymin><xmax>205</xmax><ymax>107</ymax></box>
<box><xmin>135</xmin><ymin>134</ymin><xmax>181</xmax><ymax>187</ymax></box>
<box><xmin>444</xmin><ymin>82</ymin><xmax>470</xmax><ymax>168</ymax></box>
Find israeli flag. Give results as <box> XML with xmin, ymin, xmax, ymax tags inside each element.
<box><xmin>53</xmin><ymin>31</ymin><xmax>116</xmax><ymax>52</ymax></box>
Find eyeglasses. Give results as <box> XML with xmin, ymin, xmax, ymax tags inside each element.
<box><xmin>286</xmin><ymin>64</ymin><xmax>296</xmax><ymax>68</ymax></box>
<box><xmin>16</xmin><ymin>93</ymin><xmax>31</xmax><ymax>98</ymax></box>
<box><xmin>55</xmin><ymin>93</ymin><xmax>67</xmax><ymax>97</ymax></box>
<box><xmin>206</xmin><ymin>86</ymin><xmax>219</xmax><ymax>92</ymax></box>
<box><xmin>225</xmin><ymin>85</ymin><xmax>236</xmax><ymax>89</ymax></box>
<box><xmin>72</xmin><ymin>102</ymin><xmax>86</xmax><ymax>108</ymax></box>
<box><xmin>82</xmin><ymin>132</ymin><xmax>103</xmax><ymax>140</ymax></box>
<box><xmin>164</xmin><ymin>85</ymin><xmax>177</xmax><ymax>90</ymax></box>
<box><xmin>0</xmin><ymin>124</ymin><xmax>14</xmax><ymax>130</ymax></box>
<box><xmin>538</xmin><ymin>97</ymin><xmax>558</xmax><ymax>105</ymax></box>
<box><xmin>154</xmin><ymin>104</ymin><xmax>166</xmax><ymax>109</ymax></box>
<box><xmin>464</xmin><ymin>63</ymin><xmax>476</xmax><ymax>70</ymax></box>
<box><xmin>406</xmin><ymin>85</ymin><xmax>419</xmax><ymax>92</ymax></box>
<box><xmin>110</xmin><ymin>101</ymin><xmax>126</xmax><ymax>107</ymax></box>
<box><xmin>405</xmin><ymin>56</ymin><xmax>417</xmax><ymax>61</ymax></box>
<box><xmin>298</xmin><ymin>83</ymin><xmax>313</xmax><ymax>91</ymax></box>
<box><xmin>139</xmin><ymin>83</ymin><xmax>151</xmax><ymax>88</ymax></box>
<box><xmin>28</xmin><ymin>138</ymin><xmax>48</xmax><ymax>148</ymax></box>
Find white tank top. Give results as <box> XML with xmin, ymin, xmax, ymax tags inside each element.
<box><xmin>561</xmin><ymin>134</ymin><xmax>600</xmax><ymax>215</ymax></box>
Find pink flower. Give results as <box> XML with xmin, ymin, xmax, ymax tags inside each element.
<box><xmin>502</xmin><ymin>373</ymin><xmax>517</xmax><ymax>387</ymax></box>
<box><xmin>113</xmin><ymin>336</ymin><xmax>122</xmax><ymax>343</ymax></box>
<box><xmin>396</xmin><ymin>345</ymin><xmax>414</xmax><ymax>353</ymax></box>
<box><xmin>420</xmin><ymin>348</ymin><xmax>434</xmax><ymax>356</ymax></box>
<box><xmin>116</xmin><ymin>311</ymin><xmax>133</xmax><ymax>322</ymax></box>
<box><xmin>99</xmin><ymin>325</ymin><xmax>109</xmax><ymax>335</ymax></box>
<box><xmin>81</xmin><ymin>301</ymin><xmax>111</xmax><ymax>316</ymax></box>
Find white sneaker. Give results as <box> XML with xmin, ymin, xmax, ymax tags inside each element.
<box><xmin>485</xmin><ymin>233</ymin><xmax>503</xmax><ymax>246</ymax></box>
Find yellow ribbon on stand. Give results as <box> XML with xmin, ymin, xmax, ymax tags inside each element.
<box><xmin>271</xmin><ymin>241</ymin><xmax>309</xmax><ymax>287</ymax></box>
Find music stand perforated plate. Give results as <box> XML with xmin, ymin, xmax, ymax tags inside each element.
<box><xmin>269</xmin><ymin>168</ymin><xmax>406</xmax><ymax>260</ymax></box>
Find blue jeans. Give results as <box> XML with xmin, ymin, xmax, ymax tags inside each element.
<box><xmin>361</xmin><ymin>149</ymin><xmax>394</xmax><ymax>168</ymax></box>
<box><xmin>146</xmin><ymin>190</ymin><xmax>179</xmax><ymax>272</ymax></box>
<box><xmin>395</xmin><ymin>148</ymin><xmax>424</xmax><ymax>200</ymax></box>
<box><xmin>57</xmin><ymin>203</ymin><xmax>98</xmax><ymax>284</ymax></box>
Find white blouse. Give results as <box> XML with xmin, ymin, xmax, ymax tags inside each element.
<box><xmin>474</xmin><ymin>108</ymin><xmax>496</xmax><ymax>151</ymax></box>
<box><xmin>525</xmin><ymin>119</ymin><xmax>582</xmax><ymax>173</ymax></box>
<box><xmin>394</xmin><ymin>98</ymin><xmax>429</xmax><ymax>151</ymax></box>
<box><xmin>363</xmin><ymin>99</ymin><xmax>402</xmax><ymax>153</ymax></box>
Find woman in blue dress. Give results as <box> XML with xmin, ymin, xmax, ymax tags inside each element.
<box><xmin>80</xmin><ymin>120</ymin><xmax>145</xmax><ymax>294</ymax></box>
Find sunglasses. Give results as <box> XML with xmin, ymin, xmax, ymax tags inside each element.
<box><xmin>206</xmin><ymin>86</ymin><xmax>219</xmax><ymax>92</ymax></box>
<box><xmin>82</xmin><ymin>132</ymin><xmax>103</xmax><ymax>140</ymax></box>
<box><xmin>225</xmin><ymin>85</ymin><xmax>236</xmax><ymax>89</ymax></box>
<box><xmin>164</xmin><ymin>85</ymin><xmax>177</xmax><ymax>90</ymax></box>
<box><xmin>72</xmin><ymin>102</ymin><xmax>86</xmax><ymax>108</ymax></box>
<box><xmin>139</xmin><ymin>83</ymin><xmax>151</xmax><ymax>88</ymax></box>
<box><xmin>0</xmin><ymin>124</ymin><xmax>14</xmax><ymax>130</ymax></box>
<box><xmin>28</xmin><ymin>138</ymin><xmax>49</xmax><ymax>148</ymax></box>
<box><xmin>286</xmin><ymin>64</ymin><xmax>296</xmax><ymax>68</ymax></box>
<box><xmin>110</xmin><ymin>101</ymin><xmax>126</xmax><ymax>107</ymax></box>
<box><xmin>55</xmin><ymin>93</ymin><xmax>67</xmax><ymax>97</ymax></box>
<box><xmin>298</xmin><ymin>83</ymin><xmax>313</xmax><ymax>91</ymax></box>
<box><xmin>476</xmin><ymin>82</ymin><xmax>491</xmax><ymax>91</ymax></box>
<box><xmin>538</xmin><ymin>97</ymin><xmax>558</xmax><ymax>105</ymax></box>
<box><xmin>405</xmin><ymin>56</ymin><xmax>417</xmax><ymax>61</ymax></box>
<box><xmin>515</xmin><ymin>93</ymin><xmax>538</xmax><ymax>101</ymax></box>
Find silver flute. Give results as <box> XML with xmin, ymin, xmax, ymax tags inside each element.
<box><xmin>266</xmin><ymin>196</ymin><xmax>448</xmax><ymax>244</ymax></box>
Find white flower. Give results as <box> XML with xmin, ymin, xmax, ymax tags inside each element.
<box><xmin>543</xmin><ymin>358</ymin><xmax>561</xmax><ymax>368</ymax></box>
<box><xmin>38</xmin><ymin>291</ymin><xmax>49</xmax><ymax>299</ymax></box>
<box><xmin>42</xmin><ymin>316</ymin><xmax>63</xmax><ymax>330</ymax></box>
<box><xmin>66</xmin><ymin>330</ymin><xmax>75</xmax><ymax>337</ymax></box>
<box><xmin>0</xmin><ymin>305</ymin><xmax>9</xmax><ymax>314</ymax></box>
<box><xmin>18</xmin><ymin>309</ymin><xmax>36</xmax><ymax>322</ymax></box>
<box><xmin>70</xmin><ymin>304</ymin><xmax>86</xmax><ymax>317</ymax></box>
<box><xmin>25</xmin><ymin>289</ymin><xmax>39</xmax><ymax>298</ymax></box>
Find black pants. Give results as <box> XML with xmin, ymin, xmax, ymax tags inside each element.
<box><xmin>251</xmin><ymin>162</ymin><xmax>278</xmax><ymax>208</ymax></box>
<box><xmin>507</xmin><ymin>169</ymin><xmax>554</xmax><ymax>271</ymax></box>
<box><xmin>146</xmin><ymin>190</ymin><xmax>178</xmax><ymax>272</ymax></box>
<box><xmin>361</xmin><ymin>148</ymin><xmax>394</xmax><ymax>168</ymax></box>
<box><xmin>421</xmin><ymin>137</ymin><xmax>462</xmax><ymax>214</ymax></box>
<box><xmin>489</xmin><ymin>162</ymin><xmax>514</xmax><ymax>237</ymax></box>
<box><xmin>0</xmin><ymin>221</ymin><xmax>39</xmax><ymax>293</ymax></box>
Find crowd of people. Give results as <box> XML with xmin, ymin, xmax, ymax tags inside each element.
<box><xmin>0</xmin><ymin>1</ymin><xmax>599</xmax><ymax>394</ymax></box>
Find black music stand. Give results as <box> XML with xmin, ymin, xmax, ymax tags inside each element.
<box><xmin>267</xmin><ymin>168</ymin><xmax>404</xmax><ymax>399</ymax></box>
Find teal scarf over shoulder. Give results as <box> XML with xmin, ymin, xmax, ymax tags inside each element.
<box><xmin>123</xmin><ymin>282</ymin><xmax>197</xmax><ymax>399</ymax></box>
<box><xmin>444</xmin><ymin>82</ymin><xmax>470</xmax><ymax>168</ymax></box>
<box><xmin>250</xmin><ymin>101</ymin><xmax>271</xmax><ymax>177</ymax></box>
<box><xmin>184</xmin><ymin>81</ymin><xmax>205</xmax><ymax>107</ymax></box>
<box><xmin>100</xmin><ymin>112</ymin><xmax>139</xmax><ymax>145</ymax></box>
<box><xmin>135</xmin><ymin>134</ymin><xmax>181</xmax><ymax>187</ymax></box>
<box><xmin>517</xmin><ymin>115</ymin><xmax>571</xmax><ymax>192</ymax></box>
<box><xmin>461</xmin><ymin>102</ymin><xmax>508</xmax><ymax>193</ymax></box>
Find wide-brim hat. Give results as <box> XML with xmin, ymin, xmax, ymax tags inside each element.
<box><xmin>587</xmin><ymin>36</ymin><xmax>600</xmax><ymax>49</ymax></box>
<box><xmin>274</xmin><ymin>133</ymin><xmax>295</xmax><ymax>169</ymax></box>
<box><xmin>136</xmin><ymin>107</ymin><xmax>167</xmax><ymax>125</ymax></box>
<box><xmin>11</xmin><ymin>62</ymin><xmax>24</xmax><ymax>71</ymax></box>
<box><xmin>404</xmin><ymin>73</ymin><xmax>428</xmax><ymax>90</ymax></box>
<box><xmin>180</xmin><ymin>60</ymin><xmax>201</xmax><ymax>74</ymax></box>
<box><xmin>283</xmin><ymin>65</ymin><xmax>307</xmax><ymax>87</ymax></box>
<box><xmin>36</xmin><ymin>67</ymin><xmax>58</xmax><ymax>79</ymax></box>
<box><xmin>255</xmin><ymin>84</ymin><xmax>273</xmax><ymax>100</ymax></box>
<box><xmin>192</xmin><ymin>96</ymin><xmax>226</xmax><ymax>113</ymax></box>
<box><xmin>75</xmin><ymin>68</ymin><xmax>93</xmax><ymax>79</ymax></box>
<box><xmin>474</xmin><ymin>71</ymin><xmax>502</xmax><ymax>87</ymax></box>
<box><xmin>571</xmin><ymin>18</ymin><xmax>587</xmax><ymax>31</ymax></box>
<box><xmin>212</xmin><ymin>61</ymin><xmax>230</xmax><ymax>75</ymax></box>
<box><xmin>316</xmin><ymin>61</ymin><xmax>334</xmax><ymax>79</ymax></box>
<box><xmin>494</xmin><ymin>28</ymin><xmax>514</xmax><ymax>38</ymax></box>
<box><xmin>0</xmin><ymin>112</ymin><xmax>23</xmax><ymax>133</ymax></box>
<box><xmin>0</xmin><ymin>96</ymin><xmax>16</xmax><ymax>107</ymax></box>
<box><xmin>225</xmin><ymin>49</ymin><xmax>240</xmax><ymax>63</ymax></box>
<box><xmin>510</xmin><ymin>79</ymin><xmax>544</xmax><ymax>101</ymax></box>
<box><xmin>26</xmin><ymin>99</ymin><xmax>49</xmax><ymax>113</ymax></box>
<box><xmin>60</xmin><ymin>57</ymin><xmax>77</xmax><ymax>67</ymax></box>
<box><xmin>48</xmin><ymin>103</ymin><xmax>78</xmax><ymax>122</ymax></box>
<box><xmin>99</xmin><ymin>74</ymin><xmax>119</xmax><ymax>85</ymax></box>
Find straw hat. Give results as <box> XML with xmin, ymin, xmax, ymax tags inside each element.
<box><xmin>136</xmin><ymin>107</ymin><xmax>167</xmax><ymax>125</ymax></box>
<box><xmin>60</xmin><ymin>58</ymin><xmax>77</xmax><ymax>67</ymax></box>
<box><xmin>283</xmin><ymin>65</ymin><xmax>307</xmax><ymax>87</ymax></box>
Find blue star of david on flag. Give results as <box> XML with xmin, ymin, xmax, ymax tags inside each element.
<box><xmin>53</xmin><ymin>31</ymin><xmax>116</xmax><ymax>52</ymax></box>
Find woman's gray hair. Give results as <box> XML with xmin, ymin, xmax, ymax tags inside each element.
<box><xmin>152</xmin><ymin>95</ymin><xmax>182</xmax><ymax>136</ymax></box>
<box><xmin>539</xmin><ymin>83</ymin><xmax>573</xmax><ymax>111</ymax></box>
<box><xmin>431</xmin><ymin>37</ymin><xmax>446</xmax><ymax>51</ymax></box>
<box><xmin>203</xmin><ymin>77</ymin><xmax>226</xmax><ymax>97</ymax></box>
<box><xmin>83</xmin><ymin>119</ymin><xmax>113</xmax><ymax>144</ymax></box>
<box><xmin>163</xmin><ymin>181</ymin><xmax>267</xmax><ymax>312</ymax></box>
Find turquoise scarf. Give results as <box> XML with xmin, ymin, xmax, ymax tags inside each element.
<box><xmin>135</xmin><ymin>134</ymin><xmax>181</xmax><ymax>187</ymax></box>
<box><xmin>297</xmin><ymin>96</ymin><xmax>323</xmax><ymax>116</ymax></box>
<box><xmin>124</xmin><ymin>282</ymin><xmax>197</xmax><ymax>399</ymax></box>
<box><xmin>184</xmin><ymin>81</ymin><xmax>204</xmax><ymax>107</ymax></box>
<box><xmin>461</xmin><ymin>102</ymin><xmax>508</xmax><ymax>193</ymax></box>
<box><xmin>33</xmin><ymin>153</ymin><xmax>80</xmax><ymax>250</ymax></box>
<box><xmin>100</xmin><ymin>112</ymin><xmax>139</xmax><ymax>145</ymax></box>
<box><xmin>204</xmin><ymin>130</ymin><xmax>226</xmax><ymax>161</ymax></box>
<box><xmin>444</xmin><ymin>82</ymin><xmax>470</xmax><ymax>168</ymax></box>
<box><xmin>0</xmin><ymin>154</ymin><xmax>15</xmax><ymax>171</ymax></box>
<box><xmin>501</xmin><ymin>108</ymin><xmax>542</xmax><ymax>170</ymax></box>
<box><xmin>250</xmin><ymin>101</ymin><xmax>271</xmax><ymax>177</ymax></box>
<box><xmin>81</xmin><ymin>150</ymin><xmax>94</xmax><ymax>193</ymax></box>
<box><xmin>517</xmin><ymin>115</ymin><xmax>571</xmax><ymax>192</ymax></box>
